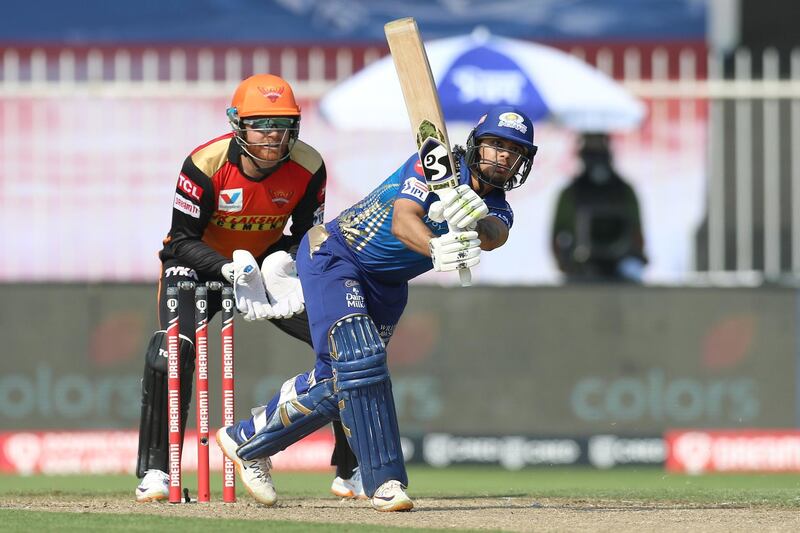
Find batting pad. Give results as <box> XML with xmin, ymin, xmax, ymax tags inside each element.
<box><xmin>236</xmin><ymin>378</ymin><xmax>338</xmax><ymax>461</ymax></box>
<box><xmin>329</xmin><ymin>314</ymin><xmax>407</xmax><ymax>497</ymax></box>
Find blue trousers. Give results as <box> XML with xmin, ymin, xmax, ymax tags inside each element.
<box><xmin>240</xmin><ymin>226</ymin><xmax>408</xmax><ymax>439</ymax></box>
<box><xmin>298</xmin><ymin>226</ymin><xmax>408</xmax><ymax>382</ymax></box>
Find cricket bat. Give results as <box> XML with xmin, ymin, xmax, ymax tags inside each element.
<box><xmin>384</xmin><ymin>17</ymin><xmax>472</xmax><ymax>286</ymax></box>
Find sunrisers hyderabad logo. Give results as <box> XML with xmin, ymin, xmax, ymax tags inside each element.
<box><xmin>258</xmin><ymin>86</ymin><xmax>284</xmax><ymax>103</ymax></box>
<box><xmin>269</xmin><ymin>189</ymin><xmax>295</xmax><ymax>206</ymax></box>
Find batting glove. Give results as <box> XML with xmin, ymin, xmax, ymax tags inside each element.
<box><xmin>429</xmin><ymin>230</ymin><xmax>481</xmax><ymax>272</ymax></box>
<box><xmin>428</xmin><ymin>184</ymin><xmax>488</xmax><ymax>230</ymax></box>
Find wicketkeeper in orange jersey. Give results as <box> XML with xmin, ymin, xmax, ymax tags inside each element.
<box><xmin>135</xmin><ymin>74</ymin><xmax>360</xmax><ymax>502</ymax></box>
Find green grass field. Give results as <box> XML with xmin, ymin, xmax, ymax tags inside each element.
<box><xmin>2</xmin><ymin>466</ymin><xmax>800</xmax><ymax>531</ymax></box>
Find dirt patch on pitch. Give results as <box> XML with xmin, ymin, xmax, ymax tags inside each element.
<box><xmin>3</xmin><ymin>494</ymin><xmax>800</xmax><ymax>532</ymax></box>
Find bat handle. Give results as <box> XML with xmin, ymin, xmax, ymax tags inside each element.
<box><xmin>446</xmin><ymin>221</ymin><xmax>472</xmax><ymax>287</ymax></box>
<box><xmin>458</xmin><ymin>267</ymin><xmax>472</xmax><ymax>287</ymax></box>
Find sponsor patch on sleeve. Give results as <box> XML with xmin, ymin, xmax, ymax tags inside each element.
<box><xmin>313</xmin><ymin>204</ymin><xmax>325</xmax><ymax>225</ymax></box>
<box><xmin>400</xmin><ymin>177</ymin><xmax>429</xmax><ymax>202</ymax></box>
<box><xmin>174</xmin><ymin>194</ymin><xmax>200</xmax><ymax>218</ymax></box>
<box><xmin>493</xmin><ymin>211</ymin><xmax>511</xmax><ymax>227</ymax></box>
<box><xmin>490</xmin><ymin>208</ymin><xmax>513</xmax><ymax>228</ymax></box>
<box><xmin>177</xmin><ymin>173</ymin><xmax>203</xmax><ymax>201</ymax></box>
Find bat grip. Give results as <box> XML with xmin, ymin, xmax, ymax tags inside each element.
<box><xmin>447</xmin><ymin>221</ymin><xmax>472</xmax><ymax>287</ymax></box>
<box><xmin>458</xmin><ymin>267</ymin><xmax>472</xmax><ymax>287</ymax></box>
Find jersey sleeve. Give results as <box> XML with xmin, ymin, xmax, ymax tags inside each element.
<box><xmin>485</xmin><ymin>193</ymin><xmax>514</xmax><ymax>229</ymax></box>
<box><xmin>395</xmin><ymin>155</ymin><xmax>431</xmax><ymax>207</ymax></box>
<box><xmin>286</xmin><ymin>160</ymin><xmax>327</xmax><ymax>255</ymax></box>
<box><xmin>159</xmin><ymin>156</ymin><xmax>230</xmax><ymax>275</ymax></box>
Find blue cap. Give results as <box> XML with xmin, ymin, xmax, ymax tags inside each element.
<box><xmin>473</xmin><ymin>106</ymin><xmax>536</xmax><ymax>154</ymax></box>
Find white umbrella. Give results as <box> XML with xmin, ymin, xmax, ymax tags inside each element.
<box><xmin>320</xmin><ymin>29</ymin><xmax>645</xmax><ymax>132</ymax></box>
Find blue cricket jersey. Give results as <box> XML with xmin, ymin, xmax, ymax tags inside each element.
<box><xmin>328</xmin><ymin>152</ymin><xmax>514</xmax><ymax>283</ymax></box>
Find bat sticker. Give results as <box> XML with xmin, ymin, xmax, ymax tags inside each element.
<box><xmin>419</xmin><ymin>137</ymin><xmax>456</xmax><ymax>190</ymax></box>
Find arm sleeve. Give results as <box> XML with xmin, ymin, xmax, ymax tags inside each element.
<box><xmin>160</xmin><ymin>157</ymin><xmax>230</xmax><ymax>275</ymax></box>
<box><xmin>485</xmin><ymin>194</ymin><xmax>514</xmax><ymax>229</ymax></box>
<box><xmin>285</xmin><ymin>161</ymin><xmax>327</xmax><ymax>255</ymax></box>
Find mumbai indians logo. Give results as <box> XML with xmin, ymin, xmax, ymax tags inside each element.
<box><xmin>497</xmin><ymin>112</ymin><xmax>528</xmax><ymax>134</ymax></box>
<box><xmin>258</xmin><ymin>86</ymin><xmax>284</xmax><ymax>102</ymax></box>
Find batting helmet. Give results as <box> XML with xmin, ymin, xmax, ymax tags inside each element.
<box><xmin>465</xmin><ymin>106</ymin><xmax>538</xmax><ymax>191</ymax></box>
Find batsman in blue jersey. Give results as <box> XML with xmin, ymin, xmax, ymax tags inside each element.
<box><xmin>216</xmin><ymin>106</ymin><xmax>538</xmax><ymax>511</ymax></box>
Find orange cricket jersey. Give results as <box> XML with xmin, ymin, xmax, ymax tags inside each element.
<box><xmin>159</xmin><ymin>133</ymin><xmax>326</xmax><ymax>276</ymax></box>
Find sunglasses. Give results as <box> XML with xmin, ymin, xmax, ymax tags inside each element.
<box><xmin>242</xmin><ymin>117</ymin><xmax>298</xmax><ymax>129</ymax></box>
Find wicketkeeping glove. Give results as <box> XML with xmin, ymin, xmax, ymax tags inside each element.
<box><xmin>261</xmin><ymin>250</ymin><xmax>305</xmax><ymax>319</ymax></box>
<box><xmin>429</xmin><ymin>230</ymin><xmax>481</xmax><ymax>272</ymax></box>
<box><xmin>428</xmin><ymin>184</ymin><xmax>489</xmax><ymax>230</ymax></box>
<box><xmin>229</xmin><ymin>250</ymin><xmax>273</xmax><ymax>321</ymax></box>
